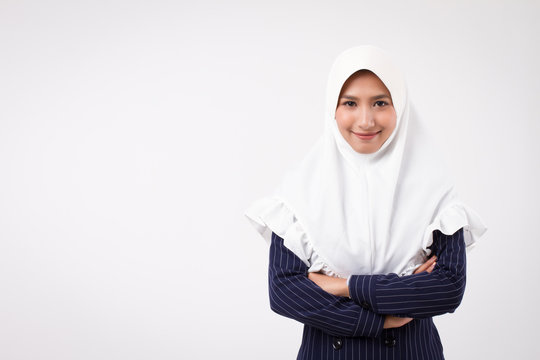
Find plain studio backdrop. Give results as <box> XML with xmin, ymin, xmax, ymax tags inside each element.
<box><xmin>1</xmin><ymin>0</ymin><xmax>538</xmax><ymax>359</ymax></box>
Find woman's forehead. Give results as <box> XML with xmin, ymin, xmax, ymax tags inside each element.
<box><xmin>340</xmin><ymin>69</ymin><xmax>392</xmax><ymax>95</ymax></box>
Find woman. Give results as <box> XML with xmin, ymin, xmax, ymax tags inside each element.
<box><xmin>244</xmin><ymin>46</ymin><xmax>486</xmax><ymax>359</ymax></box>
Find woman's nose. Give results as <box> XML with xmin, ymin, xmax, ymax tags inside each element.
<box><xmin>357</xmin><ymin>107</ymin><xmax>375</xmax><ymax>129</ymax></box>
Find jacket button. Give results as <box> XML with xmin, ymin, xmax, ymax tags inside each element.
<box><xmin>384</xmin><ymin>336</ymin><xmax>396</xmax><ymax>347</ymax></box>
<box><xmin>360</xmin><ymin>301</ymin><xmax>371</xmax><ymax>310</ymax></box>
<box><xmin>332</xmin><ymin>337</ymin><xmax>343</xmax><ymax>350</ymax></box>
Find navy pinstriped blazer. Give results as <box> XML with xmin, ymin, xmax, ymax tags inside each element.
<box><xmin>268</xmin><ymin>228</ymin><xmax>466</xmax><ymax>359</ymax></box>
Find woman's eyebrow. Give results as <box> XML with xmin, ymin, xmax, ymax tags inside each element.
<box><xmin>371</xmin><ymin>94</ymin><xmax>391</xmax><ymax>100</ymax></box>
<box><xmin>340</xmin><ymin>94</ymin><xmax>391</xmax><ymax>100</ymax></box>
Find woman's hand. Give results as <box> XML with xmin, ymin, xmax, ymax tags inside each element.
<box><xmin>413</xmin><ymin>255</ymin><xmax>437</xmax><ymax>275</ymax></box>
<box><xmin>383</xmin><ymin>315</ymin><xmax>413</xmax><ymax>329</ymax></box>
<box><xmin>307</xmin><ymin>272</ymin><xmax>349</xmax><ymax>297</ymax></box>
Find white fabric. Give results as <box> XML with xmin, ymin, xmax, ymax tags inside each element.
<box><xmin>245</xmin><ymin>45</ymin><xmax>487</xmax><ymax>278</ymax></box>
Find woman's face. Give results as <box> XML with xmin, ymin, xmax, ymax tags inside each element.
<box><xmin>335</xmin><ymin>70</ymin><xmax>397</xmax><ymax>154</ymax></box>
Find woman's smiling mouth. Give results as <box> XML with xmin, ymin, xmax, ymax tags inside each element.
<box><xmin>352</xmin><ymin>131</ymin><xmax>381</xmax><ymax>140</ymax></box>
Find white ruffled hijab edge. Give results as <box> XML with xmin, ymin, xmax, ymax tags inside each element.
<box><xmin>244</xmin><ymin>197</ymin><xmax>487</xmax><ymax>277</ymax></box>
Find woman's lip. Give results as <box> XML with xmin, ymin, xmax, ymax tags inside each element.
<box><xmin>353</xmin><ymin>131</ymin><xmax>380</xmax><ymax>140</ymax></box>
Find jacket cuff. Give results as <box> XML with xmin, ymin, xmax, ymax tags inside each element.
<box><xmin>348</xmin><ymin>275</ymin><xmax>380</xmax><ymax>313</ymax></box>
<box><xmin>352</xmin><ymin>306</ymin><xmax>385</xmax><ymax>338</ymax></box>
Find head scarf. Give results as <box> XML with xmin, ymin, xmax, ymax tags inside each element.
<box><xmin>245</xmin><ymin>45</ymin><xmax>487</xmax><ymax>278</ymax></box>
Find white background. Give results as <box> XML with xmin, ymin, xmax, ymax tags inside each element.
<box><xmin>1</xmin><ymin>0</ymin><xmax>539</xmax><ymax>358</ymax></box>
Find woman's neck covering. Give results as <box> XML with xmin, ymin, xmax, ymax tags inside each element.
<box><xmin>245</xmin><ymin>45</ymin><xmax>487</xmax><ymax>277</ymax></box>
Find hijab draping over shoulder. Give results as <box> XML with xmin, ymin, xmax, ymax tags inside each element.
<box><xmin>244</xmin><ymin>45</ymin><xmax>487</xmax><ymax>278</ymax></box>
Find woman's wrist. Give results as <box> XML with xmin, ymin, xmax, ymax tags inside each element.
<box><xmin>308</xmin><ymin>272</ymin><xmax>351</xmax><ymax>297</ymax></box>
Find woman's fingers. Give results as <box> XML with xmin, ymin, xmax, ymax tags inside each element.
<box><xmin>383</xmin><ymin>315</ymin><xmax>414</xmax><ymax>329</ymax></box>
<box><xmin>413</xmin><ymin>256</ymin><xmax>437</xmax><ymax>274</ymax></box>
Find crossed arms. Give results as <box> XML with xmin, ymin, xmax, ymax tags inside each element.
<box><xmin>268</xmin><ymin>228</ymin><xmax>466</xmax><ymax>338</ymax></box>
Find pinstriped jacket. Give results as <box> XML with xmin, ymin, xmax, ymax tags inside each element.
<box><xmin>268</xmin><ymin>228</ymin><xmax>466</xmax><ymax>359</ymax></box>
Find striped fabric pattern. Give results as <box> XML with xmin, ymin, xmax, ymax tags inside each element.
<box><xmin>268</xmin><ymin>228</ymin><xmax>466</xmax><ymax>359</ymax></box>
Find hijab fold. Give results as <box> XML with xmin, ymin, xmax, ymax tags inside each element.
<box><xmin>245</xmin><ymin>46</ymin><xmax>487</xmax><ymax>278</ymax></box>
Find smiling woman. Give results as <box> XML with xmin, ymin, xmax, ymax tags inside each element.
<box><xmin>335</xmin><ymin>69</ymin><xmax>397</xmax><ymax>154</ymax></box>
<box><xmin>245</xmin><ymin>45</ymin><xmax>487</xmax><ymax>359</ymax></box>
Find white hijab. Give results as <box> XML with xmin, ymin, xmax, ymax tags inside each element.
<box><xmin>245</xmin><ymin>46</ymin><xmax>487</xmax><ymax>278</ymax></box>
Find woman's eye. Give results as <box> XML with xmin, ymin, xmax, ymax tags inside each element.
<box><xmin>374</xmin><ymin>100</ymin><xmax>387</xmax><ymax>107</ymax></box>
<box><xmin>344</xmin><ymin>101</ymin><xmax>356</xmax><ymax>107</ymax></box>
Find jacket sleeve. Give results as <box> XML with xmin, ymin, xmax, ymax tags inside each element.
<box><xmin>348</xmin><ymin>228</ymin><xmax>467</xmax><ymax>319</ymax></box>
<box><xmin>268</xmin><ymin>232</ymin><xmax>385</xmax><ymax>338</ymax></box>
